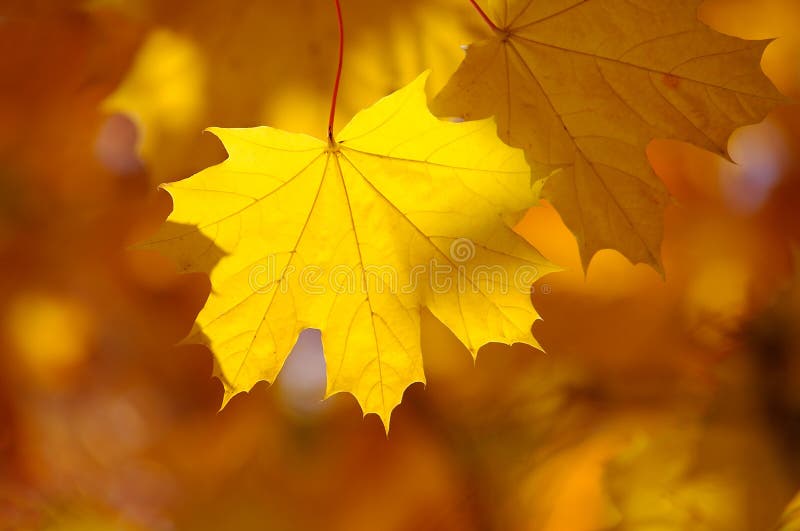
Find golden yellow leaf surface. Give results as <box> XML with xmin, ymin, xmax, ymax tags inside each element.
<box><xmin>143</xmin><ymin>74</ymin><xmax>556</xmax><ymax>428</ymax></box>
<box><xmin>433</xmin><ymin>0</ymin><xmax>786</xmax><ymax>271</ymax></box>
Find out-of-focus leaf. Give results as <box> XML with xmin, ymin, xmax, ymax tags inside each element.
<box><xmin>604</xmin><ymin>429</ymin><xmax>739</xmax><ymax>530</ymax></box>
<box><xmin>778</xmin><ymin>491</ymin><xmax>800</xmax><ymax>531</ymax></box>
<box><xmin>101</xmin><ymin>0</ymin><xmax>482</xmax><ymax>184</ymax></box>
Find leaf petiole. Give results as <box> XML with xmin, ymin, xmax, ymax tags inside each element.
<box><xmin>327</xmin><ymin>0</ymin><xmax>344</xmax><ymax>145</ymax></box>
<box><xmin>468</xmin><ymin>0</ymin><xmax>500</xmax><ymax>32</ymax></box>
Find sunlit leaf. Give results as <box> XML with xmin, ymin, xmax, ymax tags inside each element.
<box><xmin>143</xmin><ymin>74</ymin><xmax>556</xmax><ymax>427</ymax></box>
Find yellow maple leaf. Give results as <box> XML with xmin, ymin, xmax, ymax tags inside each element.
<box><xmin>433</xmin><ymin>0</ymin><xmax>786</xmax><ymax>271</ymax></box>
<box><xmin>143</xmin><ymin>73</ymin><xmax>557</xmax><ymax>428</ymax></box>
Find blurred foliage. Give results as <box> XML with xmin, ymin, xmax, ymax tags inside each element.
<box><xmin>100</xmin><ymin>0</ymin><xmax>482</xmax><ymax>184</ymax></box>
<box><xmin>1</xmin><ymin>0</ymin><xmax>799</xmax><ymax>530</ymax></box>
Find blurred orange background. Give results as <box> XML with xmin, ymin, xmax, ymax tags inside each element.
<box><xmin>1</xmin><ymin>1</ymin><xmax>799</xmax><ymax>529</ymax></box>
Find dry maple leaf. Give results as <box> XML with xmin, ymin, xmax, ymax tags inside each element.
<box><xmin>433</xmin><ymin>0</ymin><xmax>786</xmax><ymax>271</ymax></box>
<box><xmin>143</xmin><ymin>73</ymin><xmax>557</xmax><ymax>428</ymax></box>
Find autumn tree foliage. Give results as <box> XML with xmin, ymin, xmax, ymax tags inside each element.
<box><xmin>1</xmin><ymin>0</ymin><xmax>799</xmax><ymax>529</ymax></box>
